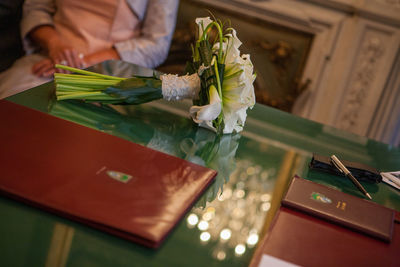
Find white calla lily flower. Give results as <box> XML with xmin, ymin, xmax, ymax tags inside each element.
<box><xmin>223</xmin><ymin>54</ymin><xmax>256</xmax><ymax>130</ymax></box>
<box><xmin>190</xmin><ymin>85</ymin><xmax>222</xmax><ymax>132</ymax></box>
<box><xmin>195</xmin><ymin>17</ymin><xmax>213</xmax><ymax>37</ymax></box>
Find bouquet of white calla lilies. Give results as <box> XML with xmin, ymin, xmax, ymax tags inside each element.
<box><xmin>54</xmin><ymin>16</ymin><xmax>256</xmax><ymax>134</ymax></box>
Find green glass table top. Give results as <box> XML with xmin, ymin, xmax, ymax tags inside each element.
<box><xmin>2</xmin><ymin>60</ymin><xmax>400</xmax><ymax>267</ymax></box>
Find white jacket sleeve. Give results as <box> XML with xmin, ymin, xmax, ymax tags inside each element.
<box><xmin>21</xmin><ymin>0</ymin><xmax>56</xmax><ymax>39</ymax></box>
<box><xmin>114</xmin><ymin>0</ymin><xmax>179</xmax><ymax>69</ymax></box>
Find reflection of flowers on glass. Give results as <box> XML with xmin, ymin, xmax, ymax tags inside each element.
<box><xmin>179</xmin><ymin>131</ymin><xmax>240</xmax><ymax>207</ymax></box>
<box><xmin>186</xmin><ymin>160</ymin><xmax>277</xmax><ymax>261</ymax></box>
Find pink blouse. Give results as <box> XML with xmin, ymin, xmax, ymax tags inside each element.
<box><xmin>53</xmin><ymin>0</ymin><xmax>140</xmax><ymax>55</ymax></box>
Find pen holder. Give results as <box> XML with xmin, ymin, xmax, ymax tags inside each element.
<box><xmin>309</xmin><ymin>153</ymin><xmax>382</xmax><ymax>183</ymax></box>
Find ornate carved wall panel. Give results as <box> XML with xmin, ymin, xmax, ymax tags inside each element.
<box><xmin>367</xmin><ymin>49</ymin><xmax>400</xmax><ymax>145</ymax></box>
<box><xmin>335</xmin><ymin>24</ymin><xmax>395</xmax><ymax>135</ymax></box>
<box><xmin>292</xmin><ymin>1</ymin><xmax>400</xmax><ymax>144</ymax></box>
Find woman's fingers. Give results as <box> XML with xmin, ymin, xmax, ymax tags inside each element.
<box><xmin>69</xmin><ymin>49</ymin><xmax>84</xmax><ymax>68</ymax></box>
<box><xmin>32</xmin><ymin>59</ymin><xmax>55</xmax><ymax>77</ymax></box>
<box><xmin>53</xmin><ymin>56</ymin><xmax>68</xmax><ymax>73</ymax></box>
<box><xmin>42</xmin><ymin>68</ymin><xmax>56</xmax><ymax>77</ymax></box>
<box><xmin>63</xmin><ymin>49</ymin><xmax>75</xmax><ymax>68</ymax></box>
<box><xmin>48</xmin><ymin>40</ymin><xmax>85</xmax><ymax>71</ymax></box>
<box><xmin>53</xmin><ymin>49</ymin><xmax>85</xmax><ymax>72</ymax></box>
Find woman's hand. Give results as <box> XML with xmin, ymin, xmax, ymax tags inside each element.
<box><xmin>31</xmin><ymin>47</ymin><xmax>120</xmax><ymax>78</ymax></box>
<box><xmin>83</xmin><ymin>48</ymin><xmax>120</xmax><ymax>66</ymax></box>
<box><xmin>29</xmin><ymin>25</ymin><xmax>85</xmax><ymax>73</ymax></box>
<box><xmin>29</xmin><ymin>26</ymin><xmax>120</xmax><ymax>76</ymax></box>
<box><xmin>47</xmin><ymin>40</ymin><xmax>85</xmax><ymax>71</ymax></box>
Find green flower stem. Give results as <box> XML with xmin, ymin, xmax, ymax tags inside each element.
<box><xmin>57</xmin><ymin>91</ymin><xmax>108</xmax><ymax>100</ymax></box>
<box><xmin>56</xmin><ymin>84</ymin><xmax>100</xmax><ymax>92</ymax></box>
<box><xmin>194</xmin><ymin>41</ymin><xmax>200</xmax><ymax>62</ymax></box>
<box><xmin>200</xmin><ymin>22</ymin><xmax>224</xmax><ymax>64</ymax></box>
<box><xmin>213</xmin><ymin>56</ymin><xmax>223</xmax><ymax>102</ymax></box>
<box><xmin>55</xmin><ymin>64</ymin><xmax>126</xmax><ymax>80</ymax></box>
<box><xmin>54</xmin><ymin>67</ymin><xmax>127</xmax><ymax>102</ymax></box>
<box><xmin>54</xmin><ymin>73</ymin><xmax>104</xmax><ymax>79</ymax></box>
<box><xmin>55</xmin><ymin>79</ymin><xmax>119</xmax><ymax>86</ymax></box>
<box><xmin>212</xmin><ymin>56</ymin><xmax>224</xmax><ymax>131</ymax></box>
<box><xmin>56</xmin><ymin>84</ymin><xmax>110</xmax><ymax>91</ymax></box>
<box><xmin>54</xmin><ymin>77</ymin><xmax>111</xmax><ymax>83</ymax></box>
<box><xmin>83</xmin><ymin>95</ymin><xmax>123</xmax><ymax>100</ymax></box>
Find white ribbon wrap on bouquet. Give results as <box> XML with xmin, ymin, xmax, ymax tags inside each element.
<box><xmin>160</xmin><ymin>74</ymin><xmax>201</xmax><ymax>101</ymax></box>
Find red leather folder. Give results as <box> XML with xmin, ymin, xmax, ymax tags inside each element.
<box><xmin>282</xmin><ymin>176</ymin><xmax>395</xmax><ymax>242</ymax></box>
<box><xmin>250</xmin><ymin>207</ymin><xmax>400</xmax><ymax>267</ymax></box>
<box><xmin>0</xmin><ymin>100</ymin><xmax>217</xmax><ymax>248</ymax></box>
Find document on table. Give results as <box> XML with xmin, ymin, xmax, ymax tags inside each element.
<box><xmin>381</xmin><ymin>171</ymin><xmax>400</xmax><ymax>190</ymax></box>
<box><xmin>258</xmin><ymin>254</ymin><xmax>301</xmax><ymax>267</ymax></box>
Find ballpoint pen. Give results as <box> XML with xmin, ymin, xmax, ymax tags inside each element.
<box><xmin>330</xmin><ymin>155</ymin><xmax>372</xmax><ymax>200</ymax></box>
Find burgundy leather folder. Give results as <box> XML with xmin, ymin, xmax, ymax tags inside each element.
<box><xmin>282</xmin><ymin>176</ymin><xmax>395</xmax><ymax>242</ymax></box>
<box><xmin>250</xmin><ymin>207</ymin><xmax>400</xmax><ymax>267</ymax></box>
<box><xmin>0</xmin><ymin>100</ymin><xmax>217</xmax><ymax>248</ymax></box>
